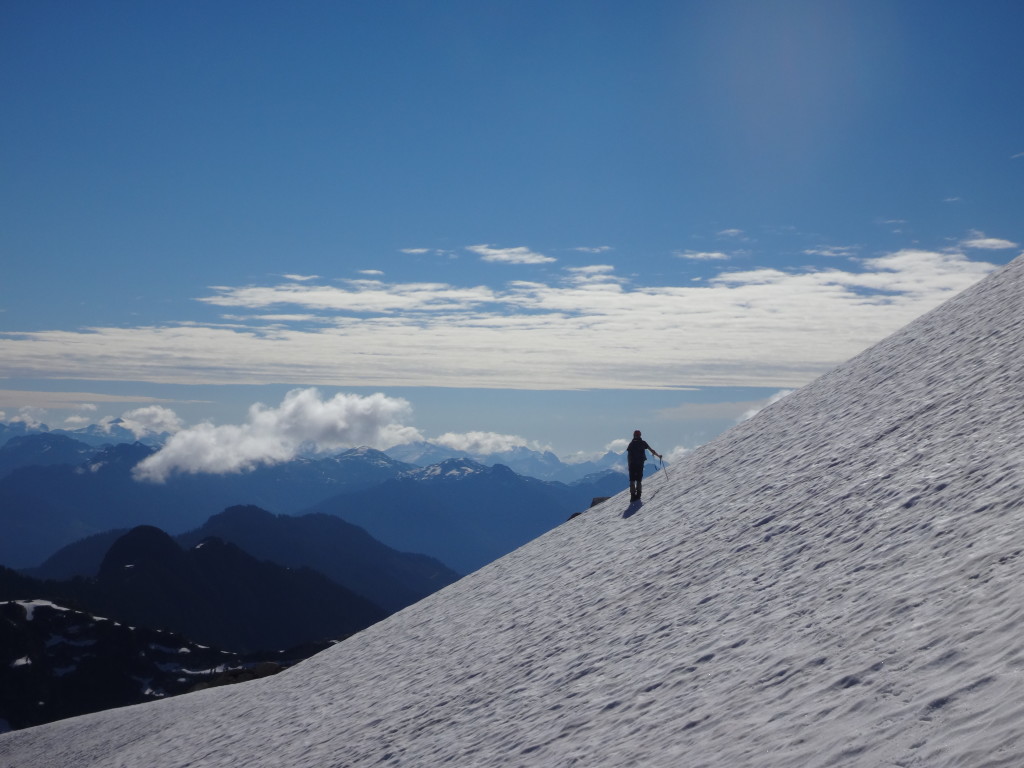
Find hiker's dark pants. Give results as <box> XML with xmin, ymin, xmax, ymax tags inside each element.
<box><xmin>629</xmin><ymin>462</ymin><xmax>644</xmax><ymax>498</ymax></box>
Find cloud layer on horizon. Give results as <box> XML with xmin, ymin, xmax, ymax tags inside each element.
<box><xmin>1</xmin><ymin>249</ymin><xmax>1013</xmax><ymax>392</ymax></box>
<box><xmin>0</xmin><ymin>388</ymin><xmax>843</xmax><ymax>479</ymax></box>
<box><xmin>130</xmin><ymin>393</ymin><xmax>613</xmax><ymax>481</ymax></box>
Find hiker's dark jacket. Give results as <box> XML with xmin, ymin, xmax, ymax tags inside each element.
<box><xmin>626</xmin><ymin>438</ymin><xmax>652</xmax><ymax>469</ymax></box>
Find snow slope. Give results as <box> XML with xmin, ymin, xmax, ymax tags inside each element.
<box><xmin>2</xmin><ymin>255</ymin><xmax>1023</xmax><ymax>767</ymax></box>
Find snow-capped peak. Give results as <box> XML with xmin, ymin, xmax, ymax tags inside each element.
<box><xmin>401</xmin><ymin>457</ymin><xmax>488</xmax><ymax>481</ymax></box>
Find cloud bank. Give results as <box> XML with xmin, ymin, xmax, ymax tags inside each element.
<box><xmin>0</xmin><ymin>249</ymin><xmax>1008</xmax><ymax>392</ymax></box>
<box><xmin>133</xmin><ymin>389</ymin><xmax>421</xmax><ymax>482</ymax></box>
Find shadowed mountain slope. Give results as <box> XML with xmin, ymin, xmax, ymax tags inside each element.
<box><xmin>2</xmin><ymin>255</ymin><xmax>1023</xmax><ymax>767</ymax></box>
<box><xmin>21</xmin><ymin>506</ymin><xmax>459</xmax><ymax>615</ymax></box>
<box><xmin>2</xmin><ymin>526</ymin><xmax>387</xmax><ymax>654</ymax></box>
<box><xmin>0</xmin><ymin>599</ymin><xmax>288</xmax><ymax>732</ymax></box>
<box><xmin>177</xmin><ymin>506</ymin><xmax>460</xmax><ymax>612</ymax></box>
<box><xmin>0</xmin><ymin>434</ymin><xmax>97</xmax><ymax>479</ymax></box>
<box><xmin>308</xmin><ymin>460</ymin><xmax>628</xmax><ymax>574</ymax></box>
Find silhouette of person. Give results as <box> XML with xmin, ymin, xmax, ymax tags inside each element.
<box><xmin>626</xmin><ymin>430</ymin><xmax>661</xmax><ymax>502</ymax></box>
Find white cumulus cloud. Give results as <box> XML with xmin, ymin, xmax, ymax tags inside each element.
<box><xmin>11</xmin><ymin>407</ymin><xmax>46</xmax><ymax>428</ymax></box>
<box><xmin>605</xmin><ymin>438</ymin><xmax>630</xmax><ymax>454</ymax></box>
<box><xmin>133</xmin><ymin>389</ymin><xmax>422</xmax><ymax>482</ymax></box>
<box><xmin>119</xmin><ymin>405</ymin><xmax>185</xmax><ymax>438</ymax></box>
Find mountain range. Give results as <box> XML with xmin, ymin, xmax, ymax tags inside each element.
<box><xmin>0</xmin><ymin>418</ymin><xmax>168</xmax><ymax>449</ymax></box>
<box><xmin>0</xmin><ymin>421</ymin><xmax>627</xmax><ymax>484</ymax></box>
<box><xmin>2</xmin><ymin>255</ymin><xmax>1020</xmax><ymax>766</ymax></box>
<box><xmin>384</xmin><ymin>440</ymin><xmax>625</xmax><ymax>482</ymax></box>
<box><xmin>309</xmin><ymin>458</ymin><xmax>627</xmax><ymax>574</ymax></box>
<box><xmin>0</xmin><ymin>443</ymin><xmax>419</xmax><ymax>567</ymax></box>
<box><xmin>0</xmin><ymin>438</ymin><xmax>625</xmax><ymax>573</ymax></box>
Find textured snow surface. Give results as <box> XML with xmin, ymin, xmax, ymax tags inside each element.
<box><xmin>3</xmin><ymin>256</ymin><xmax>1023</xmax><ymax>767</ymax></box>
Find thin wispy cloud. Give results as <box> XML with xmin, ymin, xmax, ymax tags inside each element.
<box><xmin>677</xmin><ymin>251</ymin><xmax>730</xmax><ymax>261</ymax></box>
<box><xmin>574</xmin><ymin>246</ymin><xmax>612</xmax><ymax>253</ymax></box>
<box><xmin>0</xmin><ymin>250</ymin><xmax>999</xmax><ymax>391</ymax></box>
<box><xmin>804</xmin><ymin>246</ymin><xmax>858</xmax><ymax>258</ymax></box>
<box><xmin>199</xmin><ymin>281</ymin><xmax>496</xmax><ymax>314</ymax></box>
<box><xmin>717</xmin><ymin>229</ymin><xmax>745</xmax><ymax>238</ymax></box>
<box><xmin>401</xmin><ymin>248</ymin><xmax>459</xmax><ymax>259</ymax></box>
<box><xmin>223</xmin><ymin>314</ymin><xmax>328</xmax><ymax>324</ymax></box>
<box><xmin>564</xmin><ymin>265</ymin><xmax>624</xmax><ymax>285</ymax></box>
<box><xmin>0</xmin><ymin>390</ymin><xmax>186</xmax><ymax>410</ymax></box>
<box><xmin>467</xmin><ymin>244</ymin><xmax>556</xmax><ymax>265</ymax></box>
<box><xmin>282</xmin><ymin>274</ymin><xmax>320</xmax><ymax>282</ymax></box>
<box><xmin>960</xmin><ymin>231</ymin><xmax>1018</xmax><ymax>250</ymax></box>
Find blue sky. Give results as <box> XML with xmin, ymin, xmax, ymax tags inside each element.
<box><xmin>1</xmin><ymin>0</ymin><xmax>1021</xmax><ymax>465</ymax></box>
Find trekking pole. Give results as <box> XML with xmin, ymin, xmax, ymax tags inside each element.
<box><xmin>660</xmin><ymin>456</ymin><xmax>670</xmax><ymax>480</ymax></box>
